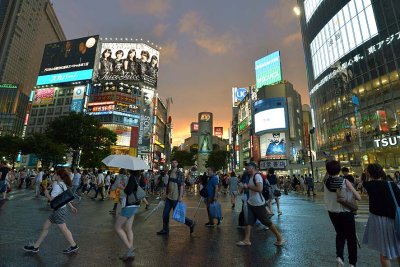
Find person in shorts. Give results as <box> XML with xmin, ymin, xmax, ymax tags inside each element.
<box><xmin>236</xmin><ymin>162</ymin><xmax>284</xmax><ymax>247</ymax></box>
<box><xmin>229</xmin><ymin>172</ymin><xmax>239</xmax><ymax>209</ymax></box>
<box><xmin>24</xmin><ymin>169</ymin><xmax>79</xmax><ymax>254</ymax></box>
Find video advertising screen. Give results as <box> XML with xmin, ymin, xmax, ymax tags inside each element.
<box><xmin>254</xmin><ymin>107</ymin><xmax>286</xmax><ymax>134</ymax></box>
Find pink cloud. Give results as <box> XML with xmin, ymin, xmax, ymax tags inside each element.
<box><xmin>118</xmin><ymin>0</ymin><xmax>171</xmax><ymax>16</ymax></box>
<box><xmin>266</xmin><ymin>0</ymin><xmax>298</xmax><ymax>28</ymax></box>
<box><xmin>153</xmin><ymin>23</ymin><xmax>168</xmax><ymax>37</ymax></box>
<box><xmin>179</xmin><ymin>11</ymin><xmax>239</xmax><ymax>55</ymax></box>
<box><xmin>283</xmin><ymin>32</ymin><xmax>302</xmax><ymax>46</ymax></box>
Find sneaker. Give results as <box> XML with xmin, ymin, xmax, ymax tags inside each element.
<box><xmin>63</xmin><ymin>245</ymin><xmax>79</xmax><ymax>254</ymax></box>
<box><xmin>156</xmin><ymin>230</ymin><xmax>169</xmax><ymax>235</ymax></box>
<box><xmin>145</xmin><ymin>204</ymin><xmax>149</xmax><ymax>210</ymax></box>
<box><xmin>190</xmin><ymin>221</ymin><xmax>196</xmax><ymax>234</ymax></box>
<box><xmin>23</xmin><ymin>245</ymin><xmax>39</xmax><ymax>253</ymax></box>
<box><xmin>336</xmin><ymin>257</ymin><xmax>344</xmax><ymax>267</ymax></box>
<box><xmin>217</xmin><ymin>217</ymin><xmax>224</xmax><ymax>225</ymax></box>
<box><xmin>205</xmin><ymin>222</ymin><xmax>216</xmax><ymax>227</ymax></box>
<box><xmin>278</xmin><ymin>211</ymin><xmax>283</xmax><ymax>216</ymax></box>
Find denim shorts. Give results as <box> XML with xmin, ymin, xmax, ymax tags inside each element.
<box><xmin>120</xmin><ymin>206</ymin><xmax>139</xmax><ymax>218</ymax></box>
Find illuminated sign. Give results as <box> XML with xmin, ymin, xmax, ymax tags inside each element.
<box><xmin>254</xmin><ymin>106</ymin><xmax>287</xmax><ymax>134</ymax></box>
<box><xmin>90</xmin><ymin>105</ymin><xmax>115</xmax><ymax>112</ymax></box>
<box><xmin>310</xmin><ymin>0</ymin><xmax>378</xmax><ymax>79</ymax></box>
<box><xmin>191</xmin><ymin>122</ymin><xmax>199</xmax><ymax>132</ymax></box>
<box><xmin>0</xmin><ymin>83</ymin><xmax>17</xmax><ymax>89</ymax></box>
<box><xmin>304</xmin><ymin>0</ymin><xmax>324</xmax><ymax>22</ymax></box>
<box><xmin>260</xmin><ymin>132</ymin><xmax>286</xmax><ymax>159</ymax></box>
<box><xmin>255</xmin><ymin>51</ymin><xmax>282</xmax><ymax>89</ymax></box>
<box><xmin>239</xmin><ymin>117</ymin><xmax>249</xmax><ymax>132</ymax></box>
<box><xmin>214</xmin><ymin>127</ymin><xmax>223</xmax><ymax>138</ymax></box>
<box><xmin>88</xmin><ymin>101</ymin><xmax>115</xmax><ymax>106</ymax></box>
<box><xmin>97</xmin><ymin>42</ymin><xmax>160</xmax><ymax>87</ymax></box>
<box><xmin>32</xmin><ymin>88</ymin><xmax>55</xmax><ymax>106</ymax></box>
<box><xmin>199</xmin><ymin>113</ymin><xmax>211</xmax><ymax>121</ymax></box>
<box><xmin>36</xmin><ymin>69</ymin><xmax>93</xmax><ymax>86</ymax></box>
<box><xmin>259</xmin><ymin>159</ymin><xmax>287</xmax><ymax>170</ymax></box>
<box><xmin>232</xmin><ymin>87</ymin><xmax>247</xmax><ymax>107</ymax></box>
<box><xmin>374</xmin><ymin>136</ymin><xmax>400</xmax><ymax>148</ymax></box>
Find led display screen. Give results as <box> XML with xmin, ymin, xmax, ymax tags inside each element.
<box><xmin>260</xmin><ymin>132</ymin><xmax>286</xmax><ymax>159</ymax></box>
<box><xmin>255</xmin><ymin>51</ymin><xmax>282</xmax><ymax>89</ymax></box>
<box><xmin>32</xmin><ymin>88</ymin><xmax>55</xmax><ymax>106</ymax></box>
<box><xmin>96</xmin><ymin>43</ymin><xmax>160</xmax><ymax>87</ymax></box>
<box><xmin>254</xmin><ymin>108</ymin><xmax>286</xmax><ymax>134</ymax></box>
<box><xmin>310</xmin><ymin>0</ymin><xmax>378</xmax><ymax>79</ymax></box>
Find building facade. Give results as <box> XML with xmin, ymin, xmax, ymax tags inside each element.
<box><xmin>0</xmin><ymin>0</ymin><xmax>65</xmax><ymax>96</ymax></box>
<box><xmin>298</xmin><ymin>0</ymin><xmax>400</xmax><ymax>172</ymax></box>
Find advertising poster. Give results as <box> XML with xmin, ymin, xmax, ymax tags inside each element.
<box><xmin>37</xmin><ymin>36</ymin><xmax>99</xmax><ymax>85</ymax></box>
<box><xmin>198</xmin><ymin>112</ymin><xmax>213</xmax><ymax>153</ymax></box>
<box><xmin>32</xmin><ymin>88</ymin><xmax>55</xmax><ymax>106</ymax></box>
<box><xmin>214</xmin><ymin>127</ymin><xmax>223</xmax><ymax>138</ymax></box>
<box><xmin>96</xmin><ymin>43</ymin><xmax>160</xmax><ymax>87</ymax></box>
<box><xmin>138</xmin><ymin>88</ymin><xmax>154</xmax><ymax>153</ymax></box>
<box><xmin>260</xmin><ymin>132</ymin><xmax>286</xmax><ymax>159</ymax></box>
<box><xmin>255</xmin><ymin>51</ymin><xmax>282</xmax><ymax>89</ymax></box>
<box><xmin>191</xmin><ymin>122</ymin><xmax>199</xmax><ymax>133</ymax></box>
<box><xmin>71</xmin><ymin>85</ymin><xmax>85</xmax><ymax>112</ymax></box>
<box><xmin>377</xmin><ymin>110</ymin><xmax>389</xmax><ymax>132</ymax></box>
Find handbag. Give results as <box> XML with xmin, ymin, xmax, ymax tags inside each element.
<box><xmin>122</xmin><ymin>178</ymin><xmax>146</xmax><ymax>207</ymax></box>
<box><xmin>336</xmin><ymin>179</ymin><xmax>358</xmax><ymax>212</ymax></box>
<box><xmin>387</xmin><ymin>181</ymin><xmax>400</xmax><ymax>234</ymax></box>
<box><xmin>172</xmin><ymin>202</ymin><xmax>187</xmax><ymax>223</ymax></box>
<box><xmin>50</xmin><ymin>182</ymin><xmax>74</xmax><ymax>210</ymax></box>
<box><xmin>209</xmin><ymin>201</ymin><xmax>222</xmax><ymax>219</ymax></box>
<box><xmin>273</xmin><ymin>189</ymin><xmax>281</xmax><ymax>197</ymax></box>
<box><xmin>200</xmin><ymin>186</ymin><xmax>208</xmax><ymax>198</ymax></box>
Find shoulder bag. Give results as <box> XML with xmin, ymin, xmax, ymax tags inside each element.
<box><xmin>50</xmin><ymin>182</ymin><xmax>74</xmax><ymax>210</ymax></box>
<box><xmin>122</xmin><ymin>178</ymin><xmax>146</xmax><ymax>207</ymax></box>
<box><xmin>336</xmin><ymin>179</ymin><xmax>358</xmax><ymax>212</ymax></box>
<box><xmin>388</xmin><ymin>181</ymin><xmax>400</xmax><ymax>233</ymax></box>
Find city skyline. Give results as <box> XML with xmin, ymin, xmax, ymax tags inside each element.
<box><xmin>52</xmin><ymin>0</ymin><xmax>309</xmax><ymax>145</ymax></box>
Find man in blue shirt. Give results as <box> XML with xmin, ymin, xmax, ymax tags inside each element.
<box><xmin>205</xmin><ymin>166</ymin><xmax>220</xmax><ymax>227</ymax></box>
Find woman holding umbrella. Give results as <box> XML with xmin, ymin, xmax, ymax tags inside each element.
<box><xmin>115</xmin><ymin>170</ymin><xmax>141</xmax><ymax>261</ymax></box>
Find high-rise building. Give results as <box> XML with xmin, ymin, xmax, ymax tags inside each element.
<box><xmin>0</xmin><ymin>0</ymin><xmax>65</xmax><ymax>96</ymax></box>
<box><xmin>298</xmin><ymin>0</ymin><xmax>400</xmax><ymax>171</ymax></box>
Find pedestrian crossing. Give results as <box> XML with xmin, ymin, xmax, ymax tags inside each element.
<box><xmin>4</xmin><ymin>188</ymin><xmax>37</xmax><ymax>201</ymax></box>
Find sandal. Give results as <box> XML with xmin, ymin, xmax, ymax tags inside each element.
<box><xmin>236</xmin><ymin>241</ymin><xmax>251</xmax><ymax>246</ymax></box>
<box><xmin>274</xmin><ymin>240</ymin><xmax>286</xmax><ymax>247</ymax></box>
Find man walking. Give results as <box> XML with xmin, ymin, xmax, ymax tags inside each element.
<box><xmin>92</xmin><ymin>169</ymin><xmax>105</xmax><ymax>201</ymax></box>
<box><xmin>236</xmin><ymin>162</ymin><xmax>284</xmax><ymax>247</ymax></box>
<box><xmin>72</xmin><ymin>168</ymin><xmax>82</xmax><ymax>201</ymax></box>
<box><xmin>205</xmin><ymin>166</ymin><xmax>220</xmax><ymax>227</ymax></box>
<box><xmin>305</xmin><ymin>173</ymin><xmax>316</xmax><ymax>196</ymax></box>
<box><xmin>157</xmin><ymin>159</ymin><xmax>196</xmax><ymax>235</ymax></box>
<box><xmin>35</xmin><ymin>168</ymin><xmax>44</xmax><ymax>197</ymax></box>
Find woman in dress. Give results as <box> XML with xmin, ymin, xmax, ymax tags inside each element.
<box><xmin>363</xmin><ymin>163</ymin><xmax>400</xmax><ymax>266</ymax></box>
<box><xmin>24</xmin><ymin>169</ymin><xmax>78</xmax><ymax>254</ymax></box>
<box><xmin>115</xmin><ymin>170</ymin><xmax>141</xmax><ymax>261</ymax></box>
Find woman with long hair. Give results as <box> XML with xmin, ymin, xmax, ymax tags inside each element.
<box><xmin>115</xmin><ymin>170</ymin><xmax>141</xmax><ymax>261</ymax></box>
<box><xmin>363</xmin><ymin>163</ymin><xmax>400</xmax><ymax>266</ymax></box>
<box><xmin>99</xmin><ymin>48</ymin><xmax>112</xmax><ymax>76</ymax></box>
<box><xmin>24</xmin><ymin>169</ymin><xmax>78</xmax><ymax>254</ymax></box>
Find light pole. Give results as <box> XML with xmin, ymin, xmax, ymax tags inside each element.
<box><xmin>309</xmin><ymin>127</ymin><xmax>315</xmax><ymax>180</ymax></box>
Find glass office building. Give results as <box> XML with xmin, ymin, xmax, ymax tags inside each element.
<box><xmin>298</xmin><ymin>0</ymin><xmax>400</xmax><ymax>171</ymax></box>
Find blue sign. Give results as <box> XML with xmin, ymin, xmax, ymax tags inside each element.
<box><xmin>36</xmin><ymin>69</ymin><xmax>93</xmax><ymax>86</ymax></box>
<box><xmin>255</xmin><ymin>51</ymin><xmax>282</xmax><ymax>89</ymax></box>
<box><xmin>236</xmin><ymin>88</ymin><xmax>247</xmax><ymax>102</ymax></box>
<box><xmin>71</xmin><ymin>99</ymin><xmax>84</xmax><ymax>112</ymax></box>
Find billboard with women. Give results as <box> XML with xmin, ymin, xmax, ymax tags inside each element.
<box><xmin>95</xmin><ymin>42</ymin><xmax>160</xmax><ymax>87</ymax></box>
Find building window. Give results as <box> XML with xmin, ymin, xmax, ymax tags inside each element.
<box><xmin>56</xmin><ymin>98</ymin><xmax>64</xmax><ymax>106</ymax></box>
<box><xmin>65</xmin><ymin>97</ymin><xmax>72</xmax><ymax>105</ymax></box>
<box><xmin>39</xmin><ymin>109</ymin><xmax>45</xmax><ymax>115</ymax></box>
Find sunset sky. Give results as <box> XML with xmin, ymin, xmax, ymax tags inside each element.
<box><xmin>52</xmin><ymin>0</ymin><xmax>309</xmax><ymax>145</ymax></box>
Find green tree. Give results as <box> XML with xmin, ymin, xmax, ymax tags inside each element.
<box><xmin>0</xmin><ymin>135</ymin><xmax>23</xmax><ymax>167</ymax></box>
<box><xmin>171</xmin><ymin>147</ymin><xmax>196</xmax><ymax>168</ymax></box>
<box><xmin>206</xmin><ymin>150</ymin><xmax>229</xmax><ymax>172</ymax></box>
<box><xmin>46</xmin><ymin>112</ymin><xmax>117</xmax><ymax>168</ymax></box>
<box><xmin>23</xmin><ymin>134</ymin><xmax>67</xmax><ymax>168</ymax></box>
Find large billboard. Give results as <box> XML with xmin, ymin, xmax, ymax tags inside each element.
<box><xmin>198</xmin><ymin>112</ymin><xmax>213</xmax><ymax>153</ymax></box>
<box><xmin>138</xmin><ymin>88</ymin><xmax>155</xmax><ymax>154</ymax></box>
<box><xmin>32</xmin><ymin>88</ymin><xmax>55</xmax><ymax>106</ymax></box>
<box><xmin>254</xmin><ymin>98</ymin><xmax>287</xmax><ymax>134</ymax></box>
<box><xmin>37</xmin><ymin>36</ymin><xmax>99</xmax><ymax>86</ymax></box>
<box><xmin>310</xmin><ymin>0</ymin><xmax>378</xmax><ymax>79</ymax></box>
<box><xmin>95</xmin><ymin>42</ymin><xmax>160</xmax><ymax>87</ymax></box>
<box><xmin>260</xmin><ymin>132</ymin><xmax>286</xmax><ymax>159</ymax></box>
<box><xmin>255</xmin><ymin>51</ymin><xmax>282</xmax><ymax>89</ymax></box>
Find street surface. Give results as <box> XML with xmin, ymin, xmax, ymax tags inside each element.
<box><xmin>0</xmin><ymin>187</ymin><xmax>384</xmax><ymax>267</ymax></box>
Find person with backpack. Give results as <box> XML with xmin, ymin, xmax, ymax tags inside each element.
<box><xmin>24</xmin><ymin>169</ymin><xmax>78</xmax><ymax>254</ymax></box>
<box><xmin>156</xmin><ymin>159</ymin><xmax>196</xmax><ymax>235</ymax></box>
<box><xmin>362</xmin><ymin>163</ymin><xmax>400</xmax><ymax>266</ymax></box>
<box><xmin>236</xmin><ymin>162</ymin><xmax>284</xmax><ymax>247</ymax></box>
<box><xmin>204</xmin><ymin>166</ymin><xmax>221</xmax><ymax>227</ymax></box>
<box><xmin>267</xmin><ymin>168</ymin><xmax>282</xmax><ymax>216</ymax></box>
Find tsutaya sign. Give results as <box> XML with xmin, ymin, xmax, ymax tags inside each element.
<box><xmin>374</xmin><ymin>136</ymin><xmax>400</xmax><ymax>148</ymax></box>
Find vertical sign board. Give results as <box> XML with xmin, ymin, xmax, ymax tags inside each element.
<box><xmin>138</xmin><ymin>88</ymin><xmax>154</xmax><ymax>154</ymax></box>
<box><xmin>198</xmin><ymin>112</ymin><xmax>213</xmax><ymax>153</ymax></box>
<box><xmin>71</xmin><ymin>85</ymin><xmax>85</xmax><ymax>112</ymax></box>
<box><xmin>255</xmin><ymin>51</ymin><xmax>283</xmax><ymax>89</ymax></box>
<box><xmin>214</xmin><ymin>127</ymin><xmax>223</xmax><ymax>138</ymax></box>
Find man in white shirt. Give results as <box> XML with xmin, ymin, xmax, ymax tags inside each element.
<box><xmin>92</xmin><ymin>169</ymin><xmax>105</xmax><ymax>201</ymax></box>
<box><xmin>35</xmin><ymin>168</ymin><xmax>44</xmax><ymax>197</ymax></box>
<box><xmin>72</xmin><ymin>168</ymin><xmax>82</xmax><ymax>201</ymax></box>
<box><xmin>236</xmin><ymin>162</ymin><xmax>284</xmax><ymax>247</ymax></box>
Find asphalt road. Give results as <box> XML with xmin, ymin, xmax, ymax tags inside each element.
<box><xmin>0</xmin><ymin>188</ymin><xmax>386</xmax><ymax>267</ymax></box>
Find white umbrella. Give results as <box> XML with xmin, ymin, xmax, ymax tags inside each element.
<box><xmin>102</xmin><ymin>155</ymin><xmax>150</xmax><ymax>170</ymax></box>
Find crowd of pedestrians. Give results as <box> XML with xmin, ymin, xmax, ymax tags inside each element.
<box><xmin>1</xmin><ymin>158</ymin><xmax>400</xmax><ymax>266</ymax></box>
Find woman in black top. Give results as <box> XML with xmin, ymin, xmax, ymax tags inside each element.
<box><xmin>362</xmin><ymin>163</ymin><xmax>400</xmax><ymax>266</ymax></box>
<box><xmin>115</xmin><ymin>170</ymin><xmax>141</xmax><ymax>261</ymax></box>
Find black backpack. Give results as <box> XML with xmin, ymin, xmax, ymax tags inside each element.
<box><xmin>253</xmin><ymin>173</ymin><xmax>271</xmax><ymax>200</ymax></box>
